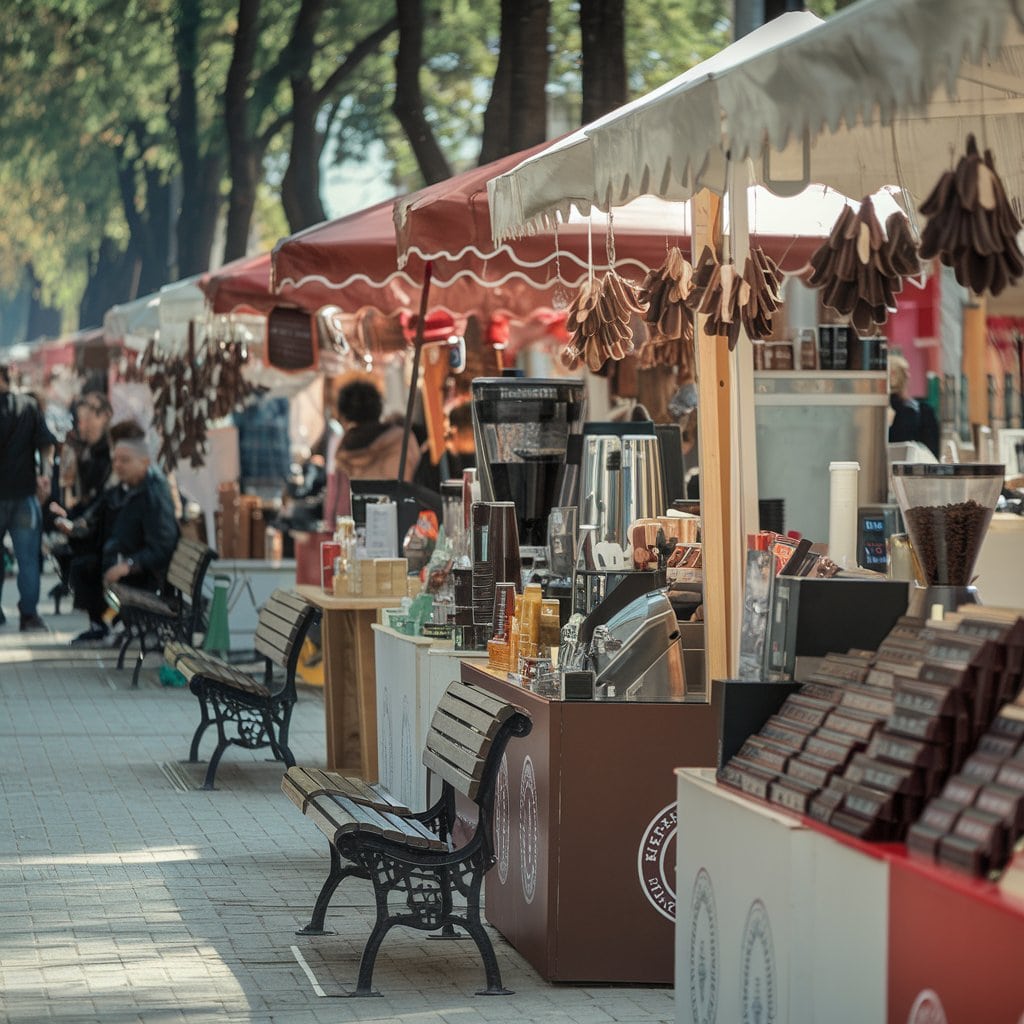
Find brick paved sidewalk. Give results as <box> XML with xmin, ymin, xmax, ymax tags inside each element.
<box><xmin>0</xmin><ymin>577</ymin><xmax>674</xmax><ymax>1024</ymax></box>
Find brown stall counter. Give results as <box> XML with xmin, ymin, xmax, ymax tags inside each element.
<box><xmin>460</xmin><ymin>661</ymin><xmax>720</xmax><ymax>984</ymax></box>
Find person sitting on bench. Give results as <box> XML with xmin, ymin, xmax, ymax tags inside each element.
<box><xmin>66</xmin><ymin>425</ymin><xmax>178</xmax><ymax>644</ymax></box>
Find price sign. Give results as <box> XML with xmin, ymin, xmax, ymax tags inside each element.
<box><xmin>266</xmin><ymin>306</ymin><xmax>318</xmax><ymax>372</ymax></box>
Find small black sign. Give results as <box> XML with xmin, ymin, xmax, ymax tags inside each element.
<box><xmin>266</xmin><ymin>306</ymin><xmax>317</xmax><ymax>372</ymax></box>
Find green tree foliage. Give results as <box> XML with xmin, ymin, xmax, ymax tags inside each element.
<box><xmin>0</xmin><ymin>0</ymin><xmax>787</xmax><ymax>340</ymax></box>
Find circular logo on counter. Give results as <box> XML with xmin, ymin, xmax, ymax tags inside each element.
<box><xmin>400</xmin><ymin>695</ymin><xmax>414</xmax><ymax>801</ymax></box>
<box><xmin>637</xmin><ymin>802</ymin><xmax>678</xmax><ymax>921</ymax></box>
<box><xmin>907</xmin><ymin>990</ymin><xmax>948</xmax><ymax>1024</ymax></box>
<box><xmin>688</xmin><ymin>868</ymin><xmax>719</xmax><ymax>1024</ymax></box>
<box><xmin>379</xmin><ymin>695</ymin><xmax>393</xmax><ymax>788</ymax></box>
<box><xmin>495</xmin><ymin>754</ymin><xmax>510</xmax><ymax>885</ymax></box>
<box><xmin>740</xmin><ymin>900</ymin><xmax>776</xmax><ymax>1024</ymax></box>
<box><xmin>519</xmin><ymin>756</ymin><xmax>539</xmax><ymax>904</ymax></box>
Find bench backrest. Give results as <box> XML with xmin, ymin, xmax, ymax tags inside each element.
<box><xmin>422</xmin><ymin>681</ymin><xmax>531</xmax><ymax>805</ymax></box>
<box><xmin>166</xmin><ymin>538</ymin><xmax>217</xmax><ymax>605</ymax></box>
<box><xmin>254</xmin><ymin>589</ymin><xmax>319</xmax><ymax>680</ymax></box>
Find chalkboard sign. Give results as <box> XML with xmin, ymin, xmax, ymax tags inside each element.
<box><xmin>266</xmin><ymin>306</ymin><xmax>318</xmax><ymax>372</ymax></box>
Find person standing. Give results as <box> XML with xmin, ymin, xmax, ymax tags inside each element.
<box><xmin>0</xmin><ymin>364</ymin><xmax>55</xmax><ymax>630</ymax></box>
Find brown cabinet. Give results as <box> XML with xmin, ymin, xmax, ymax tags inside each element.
<box><xmin>461</xmin><ymin>662</ymin><xmax>720</xmax><ymax>983</ymax></box>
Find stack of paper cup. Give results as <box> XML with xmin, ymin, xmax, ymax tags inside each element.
<box><xmin>828</xmin><ymin>461</ymin><xmax>860</xmax><ymax>569</ymax></box>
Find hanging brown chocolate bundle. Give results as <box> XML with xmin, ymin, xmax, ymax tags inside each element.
<box><xmin>807</xmin><ymin>197</ymin><xmax>920</xmax><ymax>334</ymax></box>
<box><xmin>698</xmin><ymin>261</ymin><xmax>744</xmax><ymax>350</ymax></box>
<box><xmin>739</xmin><ymin>246</ymin><xmax>784</xmax><ymax>341</ymax></box>
<box><xmin>635</xmin><ymin>247</ymin><xmax>694</xmax><ymax>369</ymax></box>
<box><xmin>919</xmin><ymin>134</ymin><xmax>1023</xmax><ymax>296</ymax></box>
<box><xmin>561</xmin><ymin>273</ymin><xmax>644</xmax><ymax>372</ymax></box>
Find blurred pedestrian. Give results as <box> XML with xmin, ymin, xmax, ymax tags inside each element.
<box><xmin>0</xmin><ymin>364</ymin><xmax>55</xmax><ymax>630</ymax></box>
<box><xmin>334</xmin><ymin>378</ymin><xmax>420</xmax><ymax>484</ymax></box>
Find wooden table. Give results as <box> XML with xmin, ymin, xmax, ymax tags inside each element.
<box><xmin>294</xmin><ymin>585</ymin><xmax>398</xmax><ymax>780</ymax></box>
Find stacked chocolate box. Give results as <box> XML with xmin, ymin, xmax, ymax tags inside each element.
<box><xmin>719</xmin><ymin>608</ymin><xmax>1024</xmax><ymax>855</ymax></box>
<box><xmin>907</xmin><ymin>610</ymin><xmax>1024</xmax><ymax>877</ymax></box>
<box><xmin>718</xmin><ymin>646</ymin><xmax>887</xmax><ymax>816</ymax></box>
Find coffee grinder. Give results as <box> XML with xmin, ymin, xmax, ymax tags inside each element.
<box><xmin>471</xmin><ymin>377</ymin><xmax>587</xmax><ymax>569</ymax></box>
<box><xmin>890</xmin><ymin>462</ymin><xmax>1005</xmax><ymax>615</ymax></box>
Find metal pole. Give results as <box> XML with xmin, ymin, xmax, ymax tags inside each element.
<box><xmin>397</xmin><ymin>261</ymin><xmax>433</xmax><ymax>483</ymax></box>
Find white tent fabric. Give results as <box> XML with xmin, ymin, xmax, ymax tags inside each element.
<box><xmin>103</xmin><ymin>292</ymin><xmax>161</xmax><ymax>352</ymax></box>
<box><xmin>489</xmin><ymin>0</ymin><xmax>1024</xmax><ymax>241</ymax></box>
<box><xmin>157</xmin><ymin>276</ymin><xmax>206</xmax><ymax>354</ymax></box>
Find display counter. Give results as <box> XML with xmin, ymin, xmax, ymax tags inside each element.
<box><xmin>461</xmin><ymin>660</ymin><xmax>719</xmax><ymax>984</ymax></box>
<box><xmin>294</xmin><ymin>585</ymin><xmax>398</xmax><ymax>778</ymax></box>
<box><xmin>675</xmin><ymin>767</ymin><xmax>1024</xmax><ymax>1024</ymax></box>
<box><xmin>372</xmin><ymin>626</ymin><xmax>488</xmax><ymax>810</ymax></box>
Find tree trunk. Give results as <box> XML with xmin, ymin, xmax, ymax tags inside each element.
<box><xmin>480</xmin><ymin>0</ymin><xmax>549</xmax><ymax>162</ymax></box>
<box><xmin>579</xmin><ymin>0</ymin><xmax>627</xmax><ymax>123</ymax></box>
<box><xmin>281</xmin><ymin>75</ymin><xmax>327</xmax><ymax>231</ymax></box>
<box><xmin>79</xmin><ymin>238</ymin><xmax>138</xmax><ymax>329</ymax></box>
<box><xmin>172</xmin><ymin>0</ymin><xmax>221</xmax><ymax>276</ymax></box>
<box><xmin>281</xmin><ymin>14</ymin><xmax>398</xmax><ymax>231</ymax></box>
<box><xmin>223</xmin><ymin>0</ymin><xmax>263</xmax><ymax>262</ymax></box>
<box><xmin>393</xmin><ymin>0</ymin><xmax>452</xmax><ymax>184</ymax></box>
<box><xmin>25</xmin><ymin>267</ymin><xmax>61</xmax><ymax>340</ymax></box>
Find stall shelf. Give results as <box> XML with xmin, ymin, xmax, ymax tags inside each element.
<box><xmin>294</xmin><ymin>585</ymin><xmax>397</xmax><ymax>779</ymax></box>
<box><xmin>675</xmin><ymin>767</ymin><xmax>1024</xmax><ymax>1024</ymax></box>
<box><xmin>461</xmin><ymin>660</ymin><xmax>719</xmax><ymax>984</ymax></box>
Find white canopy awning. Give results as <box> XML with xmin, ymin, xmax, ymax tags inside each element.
<box><xmin>103</xmin><ymin>292</ymin><xmax>161</xmax><ymax>352</ymax></box>
<box><xmin>157</xmin><ymin>276</ymin><xmax>207</xmax><ymax>353</ymax></box>
<box><xmin>489</xmin><ymin>0</ymin><xmax>1024</xmax><ymax>241</ymax></box>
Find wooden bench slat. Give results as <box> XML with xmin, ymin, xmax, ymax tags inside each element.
<box><xmin>424</xmin><ymin>728</ymin><xmax>486</xmax><ymax>779</ymax></box>
<box><xmin>255</xmin><ymin>634</ymin><xmax>291</xmax><ymax>667</ymax></box>
<box><xmin>443</xmin><ymin>680</ymin><xmax>513</xmax><ymax>719</ymax></box>
<box><xmin>268</xmin><ymin>589</ymin><xmax>311</xmax><ymax>614</ymax></box>
<box><xmin>281</xmin><ymin>767</ymin><xmax>410</xmax><ymax>815</ymax></box>
<box><xmin>257</xmin><ymin>608</ymin><xmax>305</xmax><ymax>645</ymax></box>
<box><xmin>422</xmin><ymin>746</ymin><xmax>480</xmax><ymax>801</ymax></box>
<box><xmin>331</xmin><ymin>796</ymin><xmax>439</xmax><ymax>849</ymax></box>
<box><xmin>428</xmin><ymin>709</ymin><xmax>497</xmax><ymax>767</ymax></box>
<box><xmin>433</xmin><ymin>697</ymin><xmax>506</xmax><ymax>742</ymax></box>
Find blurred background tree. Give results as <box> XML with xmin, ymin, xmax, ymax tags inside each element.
<box><xmin>0</xmin><ymin>0</ymin><xmax>838</xmax><ymax>344</ymax></box>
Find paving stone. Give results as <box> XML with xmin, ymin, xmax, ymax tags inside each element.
<box><xmin>1</xmin><ymin>577</ymin><xmax>677</xmax><ymax>1023</ymax></box>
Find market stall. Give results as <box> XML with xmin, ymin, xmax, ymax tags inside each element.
<box><xmin>467</xmin><ymin>0</ymin><xmax>1024</xmax><ymax>1012</ymax></box>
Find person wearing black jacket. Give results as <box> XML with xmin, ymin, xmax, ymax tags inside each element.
<box><xmin>48</xmin><ymin>393</ymin><xmax>113</xmax><ymax>597</ymax></box>
<box><xmin>0</xmin><ymin>365</ymin><xmax>55</xmax><ymax>630</ymax></box>
<box><xmin>67</xmin><ymin>431</ymin><xmax>178</xmax><ymax>644</ymax></box>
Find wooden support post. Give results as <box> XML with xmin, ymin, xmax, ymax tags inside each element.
<box><xmin>962</xmin><ymin>299</ymin><xmax>988</xmax><ymax>430</ymax></box>
<box><xmin>693</xmin><ymin>189</ymin><xmax>732</xmax><ymax>685</ymax></box>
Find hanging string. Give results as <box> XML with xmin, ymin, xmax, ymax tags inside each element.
<box><xmin>606</xmin><ymin>207</ymin><xmax>617</xmax><ymax>270</ymax></box>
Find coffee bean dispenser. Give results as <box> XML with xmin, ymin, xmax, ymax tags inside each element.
<box><xmin>890</xmin><ymin>463</ymin><xmax>1005</xmax><ymax>615</ymax></box>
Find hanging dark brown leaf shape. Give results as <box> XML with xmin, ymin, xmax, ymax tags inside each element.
<box><xmin>696</xmin><ymin>260</ymin><xmax>744</xmax><ymax>350</ymax></box>
<box><xmin>739</xmin><ymin>246</ymin><xmax>784</xmax><ymax>342</ymax></box>
<box><xmin>635</xmin><ymin>246</ymin><xmax>694</xmax><ymax>369</ymax></box>
<box><xmin>562</xmin><ymin>273</ymin><xmax>644</xmax><ymax>372</ymax></box>
<box><xmin>807</xmin><ymin>196</ymin><xmax>920</xmax><ymax>335</ymax></box>
<box><xmin>919</xmin><ymin>134</ymin><xmax>1023</xmax><ymax>296</ymax></box>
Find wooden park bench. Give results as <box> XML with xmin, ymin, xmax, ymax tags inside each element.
<box><xmin>164</xmin><ymin>588</ymin><xmax>319</xmax><ymax>791</ymax></box>
<box><xmin>282</xmin><ymin>680</ymin><xmax>531</xmax><ymax>996</ymax></box>
<box><xmin>106</xmin><ymin>537</ymin><xmax>217</xmax><ymax>687</ymax></box>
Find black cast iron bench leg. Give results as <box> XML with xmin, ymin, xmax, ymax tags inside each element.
<box><xmin>297</xmin><ymin>845</ymin><xmax>366</xmax><ymax>935</ymax></box>
<box><xmin>188</xmin><ymin>696</ymin><xmax>212</xmax><ymax>762</ymax></box>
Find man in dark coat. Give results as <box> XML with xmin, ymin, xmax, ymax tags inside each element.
<box><xmin>0</xmin><ymin>364</ymin><xmax>55</xmax><ymax>630</ymax></box>
<box><xmin>68</xmin><ymin>431</ymin><xmax>178</xmax><ymax>643</ymax></box>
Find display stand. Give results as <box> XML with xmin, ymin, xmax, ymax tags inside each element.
<box><xmin>294</xmin><ymin>585</ymin><xmax>397</xmax><ymax>778</ymax></box>
<box><xmin>461</xmin><ymin>661</ymin><xmax>719</xmax><ymax>983</ymax></box>
<box><xmin>674</xmin><ymin>768</ymin><xmax>1024</xmax><ymax>1024</ymax></box>
<box><xmin>372</xmin><ymin>626</ymin><xmax>488</xmax><ymax>810</ymax></box>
